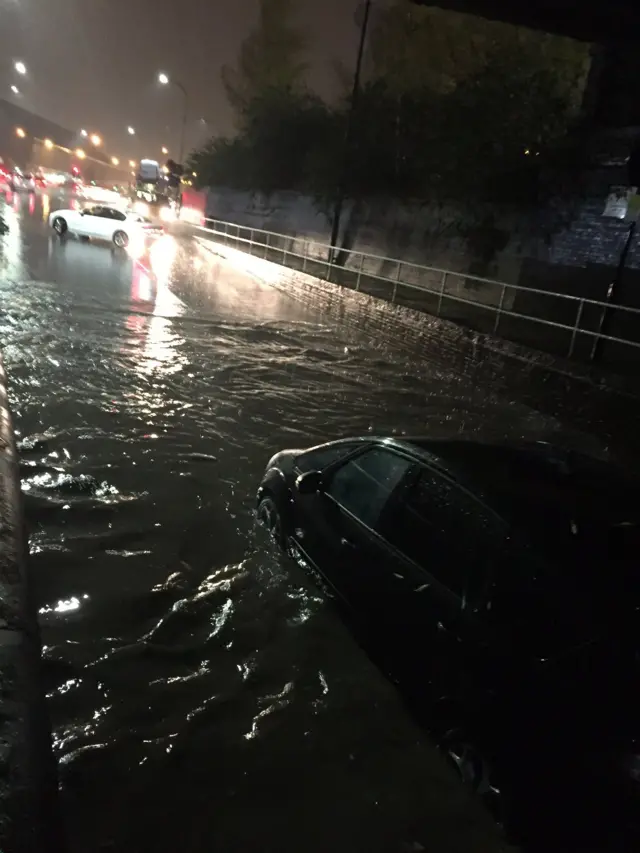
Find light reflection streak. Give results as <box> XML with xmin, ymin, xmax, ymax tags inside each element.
<box><xmin>39</xmin><ymin>593</ymin><xmax>89</xmax><ymax>615</ymax></box>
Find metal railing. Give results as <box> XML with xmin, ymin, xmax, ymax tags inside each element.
<box><xmin>192</xmin><ymin>217</ymin><xmax>640</xmax><ymax>367</ymax></box>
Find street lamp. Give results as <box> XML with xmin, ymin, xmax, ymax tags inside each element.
<box><xmin>15</xmin><ymin>127</ymin><xmax>26</xmax><ymax>138</ymax></box>
<box><xmin>44</xmin><ymin>139</ymin><xmax>53</xmax><ymax>149</ymax></box>
<box><xmin>80</xmin><ymin>129</ymin><xmax>88</xmax><ymax>137</ymax></box>
<box><xmin>75</xmin><ymin>148</ymin><xmax>86</xmax><ymax>159</ymax></box>
<box><xmin>157</xmin><ymin>71</ymin><xmax>188</xmax><ymax>165</ymax></box>
<box><xmin>127</xmin><ymin>126</ymin><xmax>135</xmax><ymax>135</ymax></box>
<box><xmin>90</xmin><ymin>133</ymin><xmax>102</xmax><ymax>146</ymax></box>
<box><xmin>129</xmin><ymin>160</ymin><xmax>136</xmax><ymax>168</ymax></box>
<box><xmin>161</xmin><ymin>146</ymin><xmax>169</xmax><ymax>155</ymax></box>
<box><xmin>14</xmin><ymin>61</ymin><xmax>27</xmax><ymax>75</ymax></box>
<box><xmin>10</xmin><ymin>85</ymin><xmax>19</xmax><ymax>95</ymax></box>
<box><xmin>111</xmin><ymin>156</ymin><xmax>120</xmax><ymax>166</ymax></box>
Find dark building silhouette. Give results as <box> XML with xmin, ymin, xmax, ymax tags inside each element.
<box><xmin>0</xmin><ymin>99</ymin><xmax>77</xmax><ymax>169</ymax></box>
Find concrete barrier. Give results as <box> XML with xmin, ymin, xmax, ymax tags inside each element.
<box><xmin>0</xmin><ymin>355</ymin><xmax>64</xmax><ymax>852</ymax></box>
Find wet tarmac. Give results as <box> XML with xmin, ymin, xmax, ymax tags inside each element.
<box><xmin>0</xmin><ymin>189</ymin><xmax>606</xmax><ymax>852</ymax></box>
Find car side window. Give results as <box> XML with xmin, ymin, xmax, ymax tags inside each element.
<box><xmin>83</xmin><ymin>206</ymin><xmax>97</xmax><ymax>216</ymax></box>
<box><xmin>382</xmin><ymin>467</ymin><xmax>502</xmax><ymax>599</ymax></box>
<box><xmin>104</xmin><ymin>208</ymin><xmax>126</xmax><ymax>221</ymax></box>
<box><xmin>296</xmin><ymin>442</ymin><xmax>363</xmax><ymax>473</ymax></box>
<box><xmin>326</xmin><ymin>448</ymin><xmax>413</xmax><ymax>530</ymax></box>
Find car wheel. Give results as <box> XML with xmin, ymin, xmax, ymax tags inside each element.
<box><xmin>52</xmin><ymin>216</ymin><xmax>67</xmax><ymax>236</ymax></box>
<box><xmin>256</xmin><ymin>496</ymin><xmax>286</xmax><ymax>548</ymax></box>
<box><xmin>113</xmin><ymin>230</ymin><xmax>128</xmax><ymax>248</ymax></box>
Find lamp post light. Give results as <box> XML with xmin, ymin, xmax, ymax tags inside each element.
<box><xmin>127</xmin><ymin>126</ymin><xmax>135</xmax><ymax>136</ymax></box>
<box><xmin>158</xmin><ymin>71</ymin><xmax>188</xmax><ymax>165</ymax></box>
<box><xmin>10</xmin><ymin>85</ymin><xmax>19</xmax><ymax>95</ymax></box>
<box><xmin>90</xmin><ymin>133</ymin><xmax>102</xmax><ymax>146</ymax></box>
<box><xmin>14</xmin><ymin>61</ymin><xmax>27</xmax><ymax>75</ymax></box>
<box><xmin>80</xmin><ymin>129</ymin><xmax>88</xmax><ymax>138</ymax></box>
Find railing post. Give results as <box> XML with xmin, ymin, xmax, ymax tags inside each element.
<box><xmin>437</xmin><ymin>271</ymin><xmax>447</xmax><ymax>316</ymax></box>
<box><xmin>249</xmin><ymin>229</ymin><xmax>254</xmax><ymax>255</ymax></box>
<box><xmin>264</xmin><ymin>232</ymin><xmax>269</xmax><ymax>260</ymax></box>
<box><xmin>302</xmin><ymin>240</ymin><xmax>308</xmax><ymax>274</ymax></box>
<box><xmin>568</xmin><ymin>299</ymin><xmax>585</xmax><ymax>359</ymax></box>
<box><xmin>355</xmin><ymin>253</ymin><xmax>364</xmax><ymax>291</ymax></box>
<box><xmin>223</xmin><ymin>221</ymin><xmax>228</xmax><ymax>247</ymax></box>
<box><xmin>493</xmin><ymin>284</ymin><xmax>507</xmax><ymax>335</ymax></box>
<box><xmin>392</xmin><ymin>262</ymin><xmax>402</xmax><ymax>303</ymax></box>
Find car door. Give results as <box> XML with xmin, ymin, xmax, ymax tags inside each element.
<box><xmin>290</xmin><ymin>444</ymin><xmax>417</xmax><ymax>610</ymax></box>
<box><xmin>377</xmin><ymin>465</ymin><xmax>506</xmax><ymax>702</ymax></box>
<box><xmin>77</xmin><ymin>205</ymin><xmax>104</xmax><ymax>236</ymax></box>
<box><xmin>101</xmin><ymin>207</ymin><xmax>127</xmax><ymax>240</ymax></box>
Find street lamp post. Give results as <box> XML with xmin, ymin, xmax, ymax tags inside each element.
<box><xmin>329</xmin><ymin>0</ymin><xmax>373</xmax><ymax>261</ymax></box>
<box><xmin>158</xmin><ymin>72</ymin><xmax>189</xmax><ymax>165</ymax></box>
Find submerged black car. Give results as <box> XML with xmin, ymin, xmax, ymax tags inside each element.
<box><xmin>256</xmin><ymin>436</ymin><xmax>640</xmax><ymax>849</ymax></box>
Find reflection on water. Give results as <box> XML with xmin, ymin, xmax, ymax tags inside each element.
<box><xmin>4</xmin><ymin>192</ymin><xmax>608</xmax><ymax>853</ymax></box>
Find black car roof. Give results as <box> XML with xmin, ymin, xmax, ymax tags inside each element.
<box><xmin>379</xmin><ymin>436</ymin><xmax>640</xmax><ymax>527</ymax></box>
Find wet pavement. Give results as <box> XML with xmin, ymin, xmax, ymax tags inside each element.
<box><xmin>0</xmin><ymin>188</ymin><xmax>609</xmax><ymax>852</ymax></box>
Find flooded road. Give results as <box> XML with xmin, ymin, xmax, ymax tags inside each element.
<box><xmin>0</xmin><ymin>190</ymin><xmax>602</xmax><ymax>852</ymax></box>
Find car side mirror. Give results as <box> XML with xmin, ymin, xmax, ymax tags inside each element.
<box><xmin>295</xmin><ymin>470</ymin><xmax>323</xmax><ymax>495</ymax></box>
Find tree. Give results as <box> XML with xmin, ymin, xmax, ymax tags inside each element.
<box><xmin>221</xmin><ymin>0</ymin><xmax>309</xmax><ymax>124</ymax></box>
<box><xmin>368</xmin><ymin>1</ymin><xmax>590</xmax><ymax>106</ymax></box>
<box><xmin>188</xmin><ymin>89</ymin><xmax>336</xmax><ymax>195</ymax></box>
<box><xmin>358</xmin><ymin>1</ymin><xmax>592</xmax><ymax>202</ymax></box>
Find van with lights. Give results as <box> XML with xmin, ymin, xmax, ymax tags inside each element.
<box><xmin>132</xmin><ymin>158</ymin><xmax>179</xmax><ymax>223</ymax></box>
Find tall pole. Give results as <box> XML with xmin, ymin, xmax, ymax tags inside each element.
<box><xmin>591</xmin><ymin>218</ymin><xmax>637</xmax><ymax>363</ymax></box>
<box><xmin>329</xmin><ymin>0</ymin><xmax>372</xmax><ymax>261</ymax></box>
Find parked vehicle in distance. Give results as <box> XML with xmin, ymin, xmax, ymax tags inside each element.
<box><xmin>256</xmin><ymin>435</ymin><xmax>640</xmax><ymax>849</ymax></box>
<box><xmin>8</xmin><ymin>167</ymin><xmax>34</xmax><ymax>192</ymax></box>
<box><xmin>49</xmin><ymin>204</ymin><xmax>163</xmax><ymax>248</ymax></box>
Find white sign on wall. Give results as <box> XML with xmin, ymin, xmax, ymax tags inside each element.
<box><xmin>603</xmin><ymin>186</ymin><xmax>639</xmax><ymax>219</ymax></box>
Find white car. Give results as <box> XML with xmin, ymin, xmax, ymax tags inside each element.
<box><xmin>49</xmin><ymin>204</ymin><xmax>161</xmax><ymax>248</ymax></box>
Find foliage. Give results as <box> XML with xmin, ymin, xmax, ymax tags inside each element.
<box><xmin>189</xmin><ymin>89</ymin><xmax>338</xmax><ymax>196</ymax></box>
<box><xmin>221</xmin><ymin>0</ymin><xmax>309</xmax><ymax>125</ymax></box>
<box><xmin>191</xmin><ymin>0</ymin><xmax>593</xmax><ymax>208</ymax></box>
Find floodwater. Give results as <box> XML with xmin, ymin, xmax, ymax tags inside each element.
<box><xmin>0</xmin><ymin>190</ymin><xmax>603</xmax><ymax>853</ymax></box>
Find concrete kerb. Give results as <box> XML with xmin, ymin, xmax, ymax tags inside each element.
<box><xmin>0</xmin><ymin>354</ymin><xmax>65</xmax><ymax>853</ymax></box>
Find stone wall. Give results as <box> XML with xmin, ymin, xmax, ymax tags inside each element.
<box><xmin>206</xmin><ymin>185</ymin><xmax>639</xmax><ymax>288</ymax></box>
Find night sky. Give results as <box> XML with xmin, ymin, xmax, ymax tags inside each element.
<box><xmin>0</xmin><ymin>0</ymin><xmax>360</xmax><ymax>162</ymax></box>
